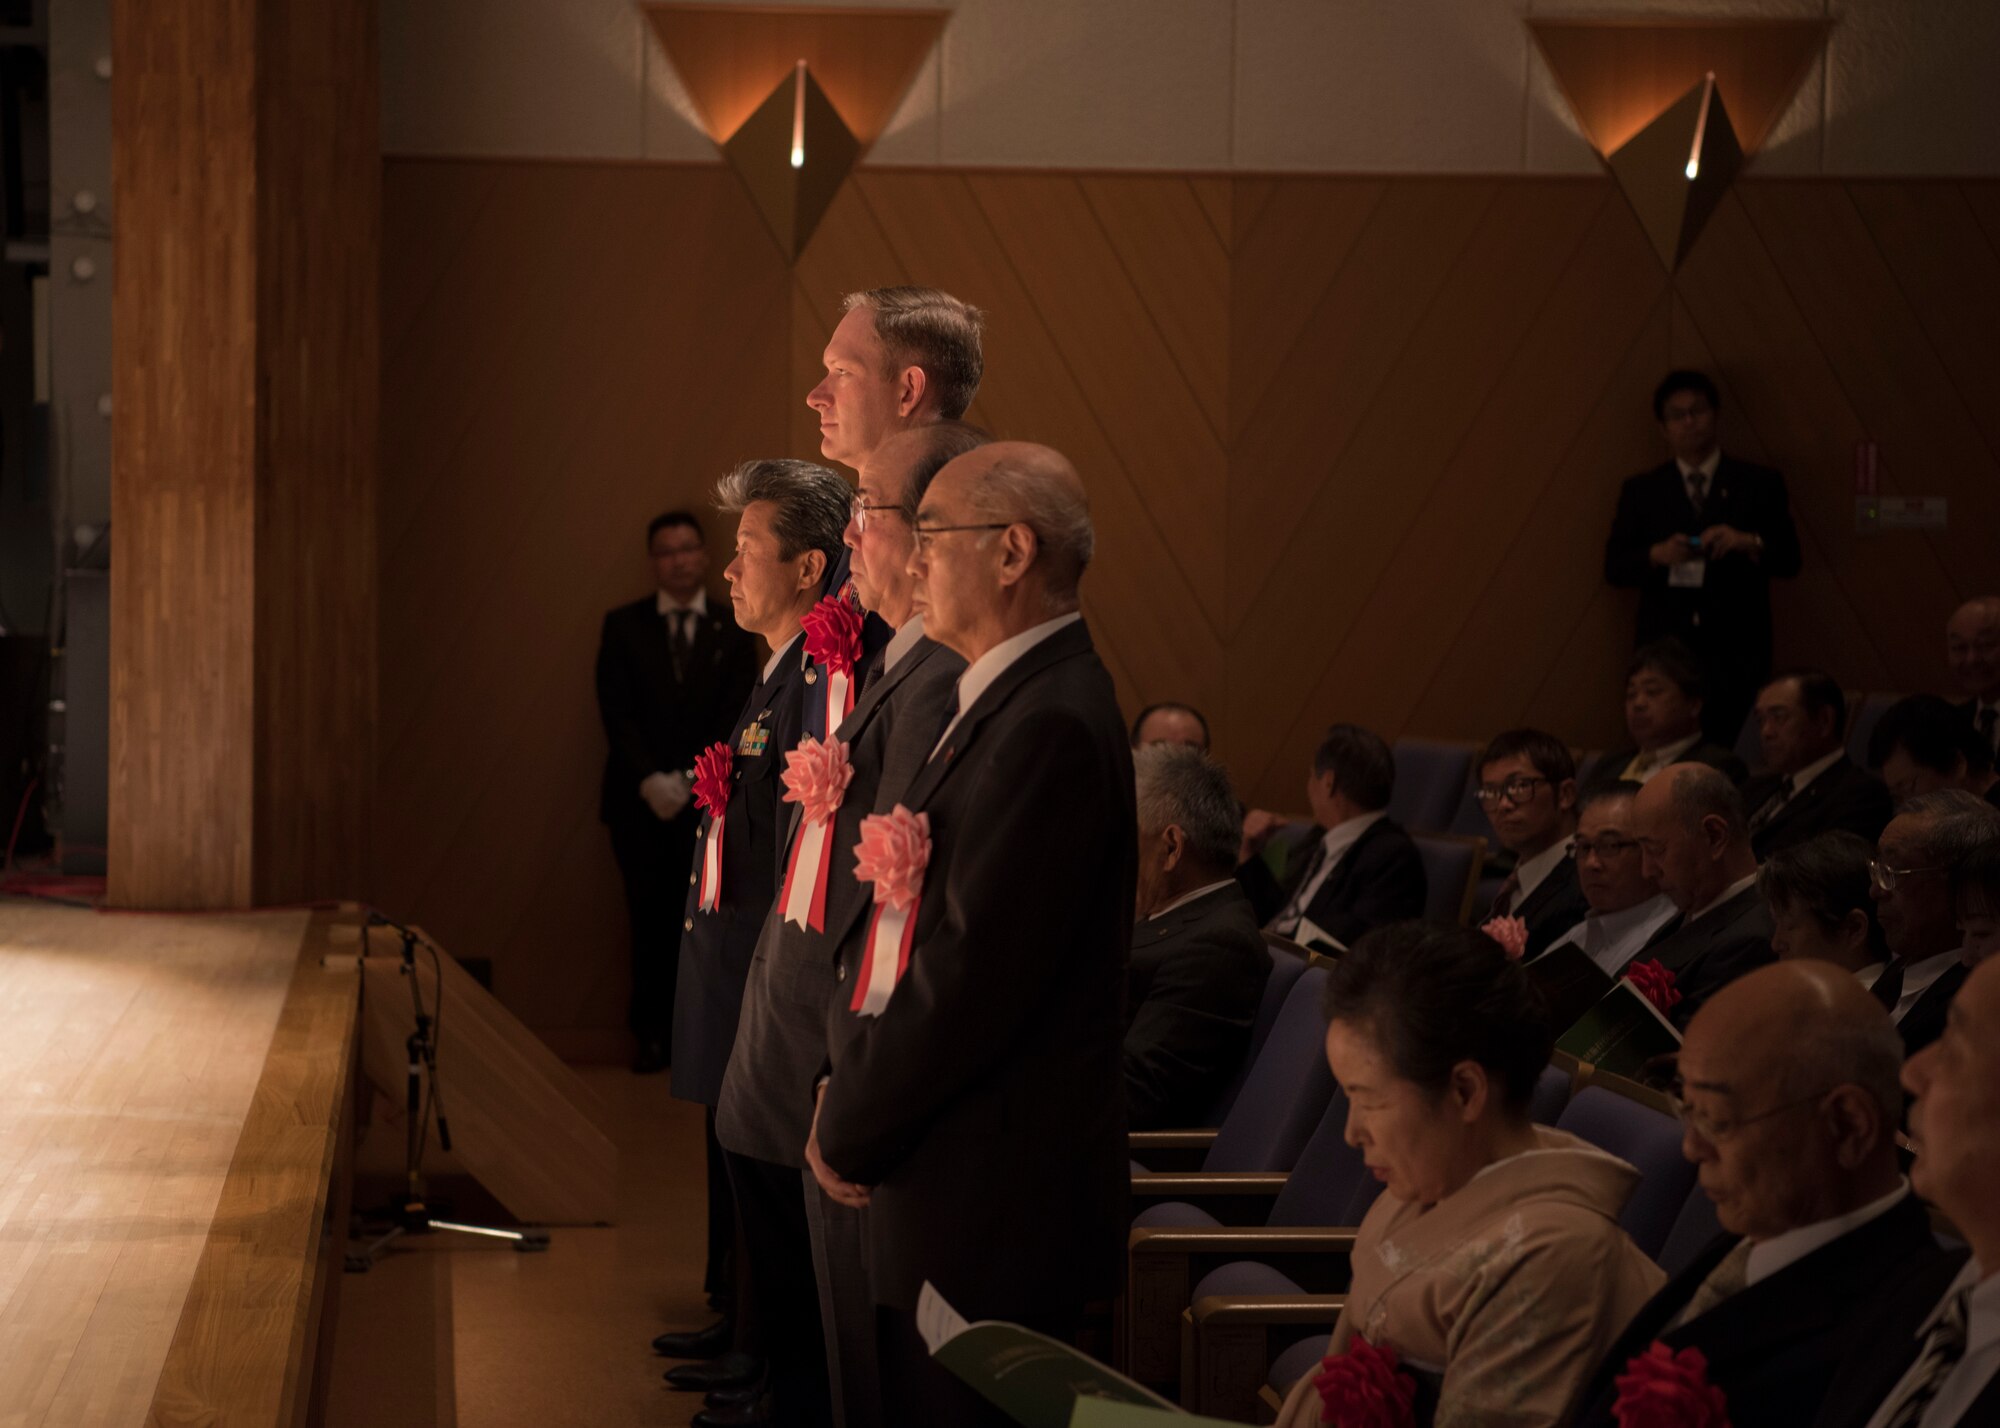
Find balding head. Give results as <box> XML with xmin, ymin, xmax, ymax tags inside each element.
<box><xmin>909</xmin><ymin>442</ymin><xmax>1094</xmax><ymax>662</ymax></box>
<box><xmin>1677</xmin><ymin>961</ymin><xmax>1906</xmax><ymax>1239</ymax></box>
<box><xmin>1947</xmin><ymin>596</ymin><xmax>2000</xmax><ymax>703</ymax></box>
<box><xmin>1634</xmin><ymin>762</ymin><xmax>1756</xmax><ymax>913</ymax></box>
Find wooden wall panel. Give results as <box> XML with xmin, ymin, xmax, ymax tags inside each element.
<box><xmin>377</xmin><ymin>164</ymin><xmax>2000</xmax><ymax>1042</ymax></box>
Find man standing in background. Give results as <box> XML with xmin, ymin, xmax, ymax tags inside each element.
<box><xmin>596</xmin><ymin>511</ymin><xmax>756</xmax><ymax>1075</ymax></box>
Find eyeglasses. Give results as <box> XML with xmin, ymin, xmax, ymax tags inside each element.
<box><xmin>1869</xmin><ymin>859</ymin><xmax>1945</xmax><ymax>894</ymax></box>
<box><xmin>850</xmin><ymin>493</ymin><xmax>902</xmax><ymax>534</ymax></box>
<box><xmin>1670</xmin><ymin>1087</ymin><xmax>1834</xmax><ymax>1143</ymax></box>
<box><xmin>910</xmin><ymin>521</ymin><xmax>1012</xmax><ymax>553</ymax></box>
<box><xmin>1473</xmin><ymin>775</ymin><xmax>1550</xmax><ymax>807</ymax></box>
<box><xmin>1571</xmin><ymin>836</ymin><xmax>1640</xmax><ymax>860</ymax></box>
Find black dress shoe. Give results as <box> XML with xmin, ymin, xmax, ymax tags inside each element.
<box><xmin>691</xmin><ymin>1396</ymin><xmax>772</xmax><ymax>1428</ymax></box>
<box><xmin>665</xmin><ymin>1352</ymin><xmax>762</xmax><ymax>1392</ymax></box>
<box><xmin>652</xmin><ymin>1318</ymin><xmax>732</xmax><ymax>1359</ymax></box>
<box><xmin>704</xmin><ymin>1378</ymin><xmax>766</xmax><ymax>1411</ymax></box>
<box><xmin>631</xmin><ymin>1038</ymin><xmax>670</xmax><ymax>1074</ymax></box>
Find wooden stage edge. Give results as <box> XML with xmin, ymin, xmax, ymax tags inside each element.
<box><xmin>147</xmin><ymin>908</ymin><xmax>362</xmax><ymax>1428</ymax></box>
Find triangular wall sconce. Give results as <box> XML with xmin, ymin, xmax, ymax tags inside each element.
<box><xmin>644</xmin><ymin>4</ymin><xmax>947</xmax><ymax>257</ymax></box>
<box><xmin>1608</xmin><ymin>74</ymin><xmax>1743</xmax><ymax>271</ymax></box>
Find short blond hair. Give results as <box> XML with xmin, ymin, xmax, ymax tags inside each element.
<box><xmin>842</xmin><ymin>286</ymin><xmax>986</xmax><ymax>419</ymax></box>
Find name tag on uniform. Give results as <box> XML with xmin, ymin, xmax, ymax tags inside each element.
<box><xmin>739</xmin><ymin>716</ymin><xmax>771</xmax><ymax>757</ymax></box>
<box><xmin>1668</xmin><ymin>559</ymin><xmax>1707</xmax><ymax>589</ymax></box>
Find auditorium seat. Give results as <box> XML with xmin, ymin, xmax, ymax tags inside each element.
<box><xmin>1845</xmin><ymin>691</ymin><xmax>1900</xmax><ymax>769</ymax></box>
<box><xmin>1735</xmin><ymin>708</ymin><xmax>1765</xmax><ymax>776</ymax></box>
<box><xmin>1412</xmin><ymin>832</ymin><xmax>1486</xmax><ymax>925</ymax></box>
<box><xmin>1388</xmin><ymin>738</ymin><xmax>1480</xmax><ymax>833</ymax></box>
<box><xmin>1199</xmin><ymin>942</ymin><xmax>1308</xmax><ymax>1126</ymax></box>
<box><xmin>1658</xmin><ymin>1187</ymin><xmax>1723</xmax><ymax>1278</ymax></box>
<box><xmin>1528</xmin><ymin>1062</ymin><xmax>1572</xmax><ymax>1126</ymax></box>
<box><xmin>1555</xmin><ymin>1086</ymin><xmax>1697</xmax><ymax>1259</ymax></box>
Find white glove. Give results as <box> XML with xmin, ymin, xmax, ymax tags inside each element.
<box><xmin>640</xmin><ymin>771</ymin><xmax>692</xmax><ymax>821</ymax></box>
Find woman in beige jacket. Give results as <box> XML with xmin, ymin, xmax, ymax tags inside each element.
<box><xmin>1275</xmin><ymin>923</ymin><xmax>1664</xmax><ymax>1428</ymax></box>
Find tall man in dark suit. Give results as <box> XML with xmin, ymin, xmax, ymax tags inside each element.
<box><xmin>806</xmin><ymin>286</ymin><xmax>986</xmax><ymax>475</ymax></box>
<box><xmin>1631</xmin><ymin>763</ymin><xmax>1775</xmax><ymax>1026</ymax></box>
<box><xmin>1812</xmin><ymin>956</ymin><xmax>2000</xmax><ymax>1428</ymax></box>
<box><xmin>714</xmin><ymin>422</ymin><xmax>987</xmax><ymax>1428</ymax></box>
<box><xmin>1473</xmin><ymin>729</ymin><xmax>1586</xmax><ymax>959</ymax></box>
<box><xmin>1579</xmin><ymin>639</ymin><xmax>1748</xmax><ymax>796</ymax></box>
<box><xmin>1125</xmin><ymin>744</ymin><xmax>1269</xmax><ymax>1131</ymax></box>
<box><xmin>1742</xmin><ymin>669</ymin><xmax>1893</xmax><ymax>858</ymax></box>
<box><xmin>1870</xmin><ymin>791</ymin><xmax>2000</xmax><ymax>1055</ymax></box>
<box><xmin>811</xmin><ymin>442</ymin><xmax>1136</xmax><ymax>1426</ymax></box>
<box><xmin>1574</xmin><ymin>962</ymin><xmax>1947</xmax><ymax>1428</ymax></box>
<box><xmin>597</xmin><ymin>511</ymin><xmax>758</xmax><ymax>1074</ymax></box>
<box><xmin>657</xmin><ymin>460</ymin><xmax>852</xmax><ymax>1405</ymax></box>
<box><xmin>1236</xmin><ymin>724</ymin><xmax>1427</xmax><ymax>948</ymax></box>
<box><xmin>1605</xmin><ymin>371</ymin><xmax>1802</xmax><ymax>746</ymax></box>
<box><xmin>1946</xmin><ymin>595</ymin><xmax>2000</xmax><ymax>763</ymax></box>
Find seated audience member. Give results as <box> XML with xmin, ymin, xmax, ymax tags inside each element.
<box><xmin>1955</xmin><ymin>841</ymin><xmax>2000</xmax><ymax>968</ymax></box>
<box><xmin>1759</xmin><ymin>831</ymin><xmax>1893</xmax><ymax>998</ymax></box>
<box><xmin>1273</xmin><ymin>923</ymin><xmax>1663</xmax><ymax>1428</ymax></box>
<box><xmin>1741</xmin><ymin>669</ymin><xmax>1893</xmax><ymax>857</ymax></box>
<box><xmin>1813</xmin><ymin>956</ymin><xmax>2000</xmax><ymax>1428</ymax></box>
<box><xmin>1871</xmin><ymin>790</ymin><xmax>2000</xmax><ymax>1053</ymax></box>
<box><xmin>1630</xmin><ymin>764</ymin><xmax>1776</xmax><ymax>1025</ymax></box>
<box><xmin>1581</xmin><ymin>639</ymin><xmax>1749</xmax><ymax>795</ymax></box>
<box><xmin>1130</xmin><ymin>701</ymin><xmax>1211</xmax><ymax>753</ymax></box>
<box><xmin>1474</xmin><ymin>729</ymin><xmax>1587</xmax><ymax>958</ymax></box>
<box><xmin>1124</xmin><ymin>745</ymin><xmax>1270</xmax><ymax>1130</ymax></box>
<box><xmin>1947</xmin><ymin>595</ymin><xmax>2000</xmax><ymax>761</ymax></box>
<box><xmin>1237</xmin><ymin>723</ymin><xmax>1426</xmax><ymax>946</ymax></box>
<box><xmin>1574</xmin><ymin>962</ymin><xmax>1947</xmax><ymax>1428</ymax></box>
<box><xmin>1544</xmin><ymin>782</ymin><xmax>1679</xmax><ymax>977</ymax></box>
<box><xmin>1870</xmin><ymin>693</ymin><xmax>2000</xmax><ymax>810</ymax></box>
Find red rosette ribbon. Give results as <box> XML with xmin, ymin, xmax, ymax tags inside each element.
<box><xmin>776</xmin><ymin>737</ymin><xmax>854</xmax><ymax>932</ymax></box>
<box><xmin>692</xmin><ymin>742</ymin><xmax>733</xmax><ymax>912</ymax></box>
<box><xmin>802</xmin><ymin>594</ymin><xmax>865</xmax><ymax>731</ymax></box>
<box><xmin>1480</xmin><ymin>914</ymin><xmax>1530</xmax><ymax>961</ymax></box>
<box><xmin>848</xmin><ymin>804</ymin><xmax>930</xmax><ymax>1016</ymax></box>
<box><xmin>1612</xmin><ymin>1341</ymin><xmax>1732</xmax><ymax>1428</ymax></box>
<box><xmin>1624</xmin><ymin>959</ymin><xmax>1683</xmax><ymax>1016</ymax></box>
<box><xmin>1313</xmin><ymin>1335</ymin><xmax>1417</xmax><ymax>1428</ymax></box>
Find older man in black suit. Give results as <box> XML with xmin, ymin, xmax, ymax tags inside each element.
<box><xmin>1236</xmin><ymin>724</ymin><xmax>1427</xmax><ymax>949</ymax></box>
<box><xmin>1740</xmin><ymin>669</ymin><xmax>1893</xmax><ymax>859</ymax></box>
<box><xmin>1574</xmin><ymin>962</ymin><xmax>1947</xmax><ymax>1428</ymax></box>
<box><xmin>1605</xmin><ymin>371</ymin><xmax>1802</xmax><ymax>746</ymax></box>
<box><xmin>1631</xmin><ymin>763</ymin><xmax>1775</xmax><ymax>1026</ymax></box>
<box><xmin>1125</xmin><ymin>744</ymin><xmax>1269</xmax><ymax>1131</ymax></box>
<box><xmin>1812</xmin><ymin>956</ymin><xmax>2000</xmax><ymax>1428</ymax></box>
<box><xmin>1579</xmin><ymin>639</ymin><xmax>1748</xmax><ymax>797</ymax></box>
<box><xmin>596</xmin><ymin>511</ymin><xmax>758</xmax><ymax>1074</ymax></box>
<box><xmin>1870</xmin><ymin>791</ymin><xmax>2000</xmax><ymax>1055</ymax></box>
<box><xmin>810</xmin><ymin>442</ymin><xmax>1135</xmax><ymax>1427</ymax></box>
<box><xmin>712</xmin><ymin>422</ymin><xmax>986</xmax><ymax>1428</ymax></box>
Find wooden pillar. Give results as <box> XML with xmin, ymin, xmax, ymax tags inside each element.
<box><xmin>110</xmin><ymin>0</ymin><xmax>377</xmax><ymax>907</ymax></box>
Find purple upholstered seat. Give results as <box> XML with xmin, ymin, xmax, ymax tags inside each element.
<box><xmin>1556</xmin><ymin>1085</ymin><xmax>1698</xmax><ymax>1259</ymax></box>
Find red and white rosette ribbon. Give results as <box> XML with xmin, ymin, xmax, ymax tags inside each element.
<box><xmin>849</xmin><ymin>804</ymin><xmax>930</xmax><ymax>1016</ymax></box>
<box><xmin>776</xmin><ymin>736</ymin><xmax>853</xmax><ymax>931</ymax></box>
<box><xmin>802</xmin><ymin>592</ymin><xmax>864</xmax><ymax>732</ymax></box>
<box><xmin>691</xmin><ymin>742</ymin><xmax>733</xmax><ymax>912</ymax></box>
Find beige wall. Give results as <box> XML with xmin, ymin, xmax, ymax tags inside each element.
<box><xmin>383</xmin><ymin>0</ymin><xmax>2000</xmax><ymax>175</ymax></box>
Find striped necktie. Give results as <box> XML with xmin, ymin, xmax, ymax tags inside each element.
<box><xmin>1667</xmin><ymin>1238</ymin><xmax>1753</xmax><ymax>1331</ymax></box>
<box><xmin>1875</xmin><ymin>1285</ymin><xmax>1972</xmax><ymax>1428</ymax></box>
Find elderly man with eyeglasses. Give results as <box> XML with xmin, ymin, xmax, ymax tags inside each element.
<box><xmin>1871</xmin><ymin>789</ymin><xmax>2000</xmax><ymax>1055</ymax></box>
<box><xmin>1573</xmin><ymin>961</ymin><xmax>1950</xmax><ymax>1428</ymax></box>
<box><xmin>1543</xmin><ymin>781</ymin><xmax>1678</xmax><ymax>978</ymax></box>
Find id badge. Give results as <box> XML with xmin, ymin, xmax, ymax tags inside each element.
<box><xmin>1668</xmin><ymin>559</ymin><xmax>1707</xmax><ymax>589</ymax></box>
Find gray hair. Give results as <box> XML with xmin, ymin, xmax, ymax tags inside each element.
<box><xmin>893</xmin><ymin>420</ymin><xmax>993</xmax><ymax>524</ymax></box>
<box><xmin>1665</xmin><ymin>763</ymin><xmax>1750</xmax><ymax>842</ymax></box>
<box><xmin>962</xmin><ymin>453</ymin><xmax>1095</xmax><ymax>608</ymax></box>
<box><xmin>1900</xmin><ymin>788</ymin><xmax>2000</xmax><ymax>866</ymax></box>
<box><xmin>712</xmin><ymin>459</ymin><xmax>851</xmax><ymax>567</ymax></box>
<box><xmin>842</xmin><ymin>286</ymin><xmax>986</xmax><ymax>420</ymax></box>
<box><xmin>1134</xmin><ymin>745</ymin><xmax>1241</xmax><ymax>875</ymax></box>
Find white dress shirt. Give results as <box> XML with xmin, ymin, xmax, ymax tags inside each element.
<box><xmin>1149</xmin><ymin>879</ymin><xmax>1238</xmax><ymax>921</ymax></box>
<box><xmin>932</xmin><ymin>611</ymin><xmax>1081</xmax><ymax>756</ymax></box>
<box><xmin>1862</xmin><ymin>1258</ymin><xmax>2000</xmax><ymax>1428</ymax></box>
<box><xmin>1269</xmin><ymin>810</ymin><xmax>1389</xmax><ymax>936</ymax></box>
<box><xmin>1509</xmin><ymin>837</ymin><xmax>1573</xmax><ymax>905</ymax></box>
<box><xmin>1621</xmin><ymin>733</ymin><xmax>1703</xmax><ymax>783</ymax></box>
<box><xmin>1677</xmin><ymin>447</ymin><xmax>1723</xmax><ymax>503</ymax></box>
<box><xmin>1854</xmin><ymin>961</ymin><xmax>1889</xmax><ymax>993</ymax></box>
<box><xmin>761</xmin><ymin>630</ymin><xmax>802</xmax><ymax>684</ymax></box>
<box><xmin>1543</xmin><ymin>893</ymin><xmax>1680</xmax><ymax>979</ymax></box>
<box><xmin>1691</xmin><ymin>870</ymin><xmax>1760</xmax><ymax>924</ymax></box>
<box><xmin>1745</xmin><ymin>1180</ymin><xmax>1909</xmax><ymax>1287</ymax></box>
<box><xmin>881</xmin><ymin>612</ymin><xmax>927</xmax><ymax>673</ymax></box>
<box><xmin>657</xmin><ymin>587</ymin><xmax>710</xmax><ymax>620</ymax></box>
<box><xmin>1895</xmin><ymin>949</ymin><xmax>1966</xmax><ymax>1025</ymax></box>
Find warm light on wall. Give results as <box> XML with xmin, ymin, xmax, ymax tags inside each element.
<box><xmin>789</xmin><ymin>59</ymin><xmax>807</xmax><ymax>169</ymax></box>
<box><xmin>1685</xmin><ymin>72</ymin><xmax>1715</xmax><ymax>181</ymax></box>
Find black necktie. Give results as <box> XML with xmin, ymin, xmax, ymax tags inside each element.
<box><xmin>1490</xmin><ymin>872</ymin><xmax>1521</xmax><ymax>919</ymax></box>
<box><xmin>1872</xmin><ymin>958</ymin><xmax>1906</xmax><ymax>1013</ymax></box>
<box><xmin>667</xmin><ymin>609</ymin><xmax>693</xmax><ymax>682</ymax></box>
<box><xmin>1748</xmin><ymin>775</ymin><xmax>1794</xmax><ymax>834</ymax></box>
<box><xmin>1687</xmin><ymin>470</ymin><xmax>1709</xmax><ymax>520</ymax></box>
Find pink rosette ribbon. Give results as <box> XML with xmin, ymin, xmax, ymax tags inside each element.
<box><xmin>1624</xmin><ymin>959</ymin><xmax>1683</xmax><ymax>1016</ymax></box>
<box><xmin>691</xmin><ymin>742</ymin><xmax>733</xmax><ymax>912</ymax></box>
<box><xmin>1480</xmin><ymin>914</ymin><xmax>1530</xmax><ymax>961</ymax></box>
<box><xmin>848</xmin><ymin>804</ymin><xmax>930</xmax><ymax>1016</ymax></box>
<box><xmin>776</xmin><ymin>737</ymin><xmax>854</xmax><ymax>932</ymax></box>
<box><xmin>1612</xmin><ymin>1341</ymin><xmax>1732</xmax><ymax>1428</ymax></box>
<box><xmin>802</xmin><ymin>592</ymin><xmax>865</xmax><ymax>732</ymax></box>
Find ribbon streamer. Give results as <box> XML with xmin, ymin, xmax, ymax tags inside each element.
<box><xmin>697</xmin><ymin>815</ymin><xmax>724</xmax><ymax>912</ymax></box>
<box><xmin>779</xmin><ymin>815</ymin><xmax>837</xmax><ymax>931</ymax></box>
<box><xmin>850</xmin><ymin>898</ymin><xmax>918</xmax><ymax>1016</ymax></box>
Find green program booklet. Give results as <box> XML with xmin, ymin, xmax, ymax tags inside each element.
<box><xmin>920</xmin><ymin>1283</ymin><xmax>1202</xmax><ymax>1428</ymax></box>
<box><xmin>1557</xmin><ymin>976</ymin><xmax>1683</xmax><ymax>1080</ymax></box>
<box><xmin>1068</xmin><ymin>1400</ymin><xmax>1240</xmax><ymax>1427</ymax></box>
